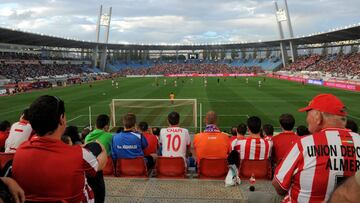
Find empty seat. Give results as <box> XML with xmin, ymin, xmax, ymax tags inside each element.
<box><xmin>156</xmin><ymin>157</ymin><xmax>186</xmax><ymax>178</ymax></box>
<box><xmin>198</xmin><ymin>158</ymin><xmax>228</xmax><ymax>179</ymax></box>
<box><xmin>239</xmin><ymin>159</ymin><xmax>272</xmax><ymax>180</ymax></box>
<box><xmin>115</xmin><ymin>157</ymin><xmax>148</xmax><ymax>177</ymax></box>
<box><xmin>102</xmin><ymin>156</ymin><xmax>114</xmax><ymax>176</ymax></box>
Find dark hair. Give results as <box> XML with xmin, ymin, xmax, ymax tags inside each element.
<box><xmin>0</xmin><ymin>121</ymin><xmax>11</xmax><ymax>132</ymax></box>
<box><xmin>168</xmin><ymin>111</ymin><xmax>180</xmax><ymax>125</ymax></box>
<box><xmin>230</xmin><ymin>126</ymin><xmax>237</xmax><ymax>136</ymax></box>
<box><xmin>247</xmin><ymin>116</ymin><xmax>262</xmax><ymax>134</ymax></box>
<box><xmin>116</xmin><ymin>127</ymin><xmax>124</xmax><ymax>133</ymax></box>
<box><xmin>139</xmin><ymin>121</ymin><xmax>148</xmax><ymax>132</ymax></box>
<box><xmin>61</xmin><ymin>135</ymin><xmax>71</xmax><ymax>145</ymax></box>
<box><xmin>96</xmin><ymin>114</ymin><xmax>110</xmax><ymax>129</ymax></box>
<box><xmin>64</xmin><ymin>126</ymin><xmax>81</xmax><ymax>144</ymax></box>
<box><xmin>279</xmin><ymin>113</ymin><xmax>295</xmax><ymax>131</ymax></box>
<box><xmin>152</xmin><ymin>127</ymin><xmax>160</xmax><ymax>136</ymax></box>
<box><xmin>22</xmin><ymin>108</ymin><xmax>30</xmax><ymax>121</ymax></box>
<box><xmin>296</xmin><ymin>125</ymin><xmax>310</xmax><ymax>136</ymax></box>
<box><xmin>346</xmin><ymin>119</ymin><xmax>358</xmax><ymax>133</ymax></box>
<box><xmin>237</xmin><ymin>123</ymin><xmax>247</xmax><ymax>135</ymax></box>
<box><xmin>123</xmin><ymin>113</ymin><xmax>136</xmax><ymax>129</ymax></box>
<box><xmin>262</xmin><ymin>124</ymin><xmax>274</xmax><ymax>136</ymax></box>
<box><xmin>28</xmin><ymin>95</ymin><xmax>65</xmax><ymax>136</ymax></box>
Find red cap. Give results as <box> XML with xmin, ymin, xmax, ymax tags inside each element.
<box><xmin>298</xmin><ymin>94</ymin><xmax>347</xmax><ymax>116</ymax></box>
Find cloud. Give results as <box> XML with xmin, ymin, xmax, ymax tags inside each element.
<box><xmin>0</xmin><ymin>0</ymin><xmax>359</xmax><ymax>44</ymax></box>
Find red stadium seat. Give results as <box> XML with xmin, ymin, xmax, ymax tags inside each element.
<box><xmin>25</xmin><ymin>200</ymin><xmax>66</xmax><ymax>203</ymax></box>
<box><xmin>103</xmin><ymin>156</ymin><xmax>114</xmax><ymax>176</ymax></box>
<box><xmin>239</xmin><ymin>159</ymin><xmax>272</xmax><ymax>180</ymax></box>
<box><xmin>0</xmin><ymin>152</ymin><xmax>14</xmax><ymax>171</ymax></box>
<box><xmin>156</xmin><ymin>157</ymin><xmax>186</xmax><ymax>179</ymax></box>
<box><xmin>198</xmin><ymin>158</ymin><xmax>228</xmax><ymax>179</ymax></box>
<box><xmin>115</xmin><ymin>157</ymin><xmax>148</xmax><ymax>177</ymax></box>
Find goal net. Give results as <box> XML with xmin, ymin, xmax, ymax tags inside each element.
<box><xmin>110</xmin><ymin>99</ymin><xmax>197</xmax><ymax>133</ymax></box>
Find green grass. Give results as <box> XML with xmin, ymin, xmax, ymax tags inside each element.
<box><xmin>1</xmin><ymin>77</ymin><xmax>360</xmax><ymax>133</ymax></box>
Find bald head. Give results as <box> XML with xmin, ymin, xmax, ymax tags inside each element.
<box><xmin>205</xmin><ymin>111</ymin><xmax>217</xmax><ymax>125</ymax></box>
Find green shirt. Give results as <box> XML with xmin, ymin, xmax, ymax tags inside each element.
<box><xmin>85</xmin><ymin>129</ymin><xmax>113</xmax><ymax>155</ymax></box>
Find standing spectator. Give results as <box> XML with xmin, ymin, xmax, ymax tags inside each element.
<box><xmin>346</xmin><ymin>119</ymin><xmax>358</xmax><ymax>133</ymax></box>
<box><xmin>271</xmin><ymin>114</ymin><xmax>299</xmax><ymax>165</ymax></box>
<box><xmin>111</xmin><ymin>113</ymin><xmax>149</xmax><ymax>166</ymax></box>
<box><xmin>5</xmin><ymin>109</ymin><xmax>33</xmax><ymax>153</ymax></box>
<box><xmin>262</xmin><ymin>124</ymin><xmax>274</xmax><ymax>141</ymax></box>
<box><xmin>231</xmin><ymin>116</ymin><xmax>272</xmax><ymax>160</ymax></box>
<box><xmin>139</xmin><ymin>121</ymin><xmax>158</xmax><ymax>168</ymax></box>
<box><xmin>0</xmin><ymin>121</ymin><xmax>11</xmax><ymax>152</ymax></box>
<box><xmin>273</xmin><ymin>94</ymin><xmax>360</xmax><ymax>202</ymax></box>
<box><xmin>160</xmin><ymin>112</ymin><xmax>190</xmax><ymax>161</ymax></box>
<box><xmin>194</xmin><ymin>111</ymin><xmax>230</xmax><ymax>163</ymax></box>
<box><xmin>296</xmin><ymin>125</ymin><xmax>310</xmax><ymax>136</ymax></box>
<box><xmin>12</xmin><ymin>95</ymin><xmax>107</xmax><ymax>202</ymax></box>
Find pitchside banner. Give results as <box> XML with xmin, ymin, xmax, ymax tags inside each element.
<box><xmin>164</xmin><ymin>73</ymin><xmax>256</xmax><ymax>77</ymax></box>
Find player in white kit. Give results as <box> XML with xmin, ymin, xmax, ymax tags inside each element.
<box><xmin>159</xmin><ymin>112</ymin><xmax>190</xmax><ymax>160</ymax></box>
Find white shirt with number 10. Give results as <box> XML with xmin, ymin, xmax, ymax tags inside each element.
<box><xmin>160</xmin><ymin>127</ymin><xmax>190</xmax><ymax>160</ymax></box>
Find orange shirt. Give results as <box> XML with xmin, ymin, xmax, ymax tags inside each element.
<box><xmin>194</xmin><ymin>132</ymin><xmax>230</xmax><ymax>163</ymax></box>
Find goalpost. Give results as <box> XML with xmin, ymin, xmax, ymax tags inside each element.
<box><xmin>110</xmin><ymin>99</ymin><xmax>198</xmax><ymax>133</ymax></box>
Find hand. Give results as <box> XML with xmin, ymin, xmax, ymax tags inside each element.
<box><xmin>1</xmin><ymin>177</ymin><xmax>25</xmax><ymax>203</ymax></box>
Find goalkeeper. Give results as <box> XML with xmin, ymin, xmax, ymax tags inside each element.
<box><xmin>169</xmin><ymin>92</ymin><xmax>175</xmax><ymax>104</ymax></box>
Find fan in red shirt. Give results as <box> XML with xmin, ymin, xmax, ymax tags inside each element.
<box><xmin>232</xmin><ymin>116</ymin><xmax>272</xmax><ymax>160</ymax></box>
<box><xmin>12</xmin><ymin>95</ymin><xmax>108</xmax><ymax>202</ymax></box>
<box><xmin>273</xmin><ymin>94</ymin><xmax>360</xmax><ymax>203</ymax></box>
<box><xmin>139</xmin><ymin>121</ymin><xmax>158</xmax><ymax>168</ymax></box>
<box><xmin>271</xmin><ymin>114</ymin><xmax>300</xmax><ymax>166</ymax></box>
<box><xmin>262</xmin><ymin>124</ymin><xmax>274</xmax><ymax>141</ymax></box>
<box><xmin>0</xmin><ymin>120</ymin><xmax>11</xmax><ymax>151</ymax></box>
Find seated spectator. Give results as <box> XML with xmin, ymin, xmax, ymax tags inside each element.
<box><xmin>273</xmin><ymin>94</ymin><xmax>360</xmax><ymax>202</ymax></box>
<box><xmin>64</xmin><ymin>126</ymin><xmax>82</xmax><ymax>145</ymax></box>
<box><xmin>139</xmin><ymin>121</ymin><xmax>158</xmax><ymax>168</ymax></box>
<box><xmin>194</xmin><ymin>111</ymin><xmax>230</xmax><ymax>163</ymax></box>
<box><xmin>80</xmin><ymin>127</ymin><xmax>91</xmax><ymax>143</ymax></box>
<box><xmin>0</xmin><ymin>177</ymin><xmax>25</xmax><ymax>203</ymax></box>
<box><xmin>232</xmin><ymin>116</ymin><xmax>272</xmax><ymax>160</ymax></box>
<box><xmin>5</xmin><ymin>109</ymin><xmax>33</xmax><ymax>153</ymax></box>
<box><xmin>296</xmin><ymin>125</ymin><xmax>310</xmax><ymax>136</ymax></box>
<box><xmin>0</xmin><ymin>121</ymin><xmax>11</xmax><ymax>152</ymax></box>
<box><xmin>236</xmin><ymin>123</ymin><xmax>247</xmax><ymax>140</ymax></box>
<box><xmin>116</xmin><ymin>127</ymin><xmax>124</xmax><ymax>133</ymax></box>
<box><xmin>346</xmin><ymin>119</ymin><xmax>358</xmax><ymax>133</ymax></box>
<box><xmin>85</xmin><ymin>114</ymin><xmax>113</xmax><ymax>155</ymax></box>
<box><xmin>271</xmin><ymin>114</ymin><xmax>299</xmax><ymax>165</ymax></box>
<box><xmin>12</xmin><ymin>95</ymin><xmax>107</xmax><ymax>202</ymax></box>
<box><xmin>262</xmin><ymin>124</ymin><xmax>274</xmax><ymax>141</ymax></box>
<box><xmin>111</xmin><ymin>113</ymin><xmax>149</xmax><ymax>167</ymax></box>
<box><xmin>152</xmin><ymin>127</ymin><xmax>160</xmax><ymax>137</ymax></box>
<box><xmin>228</xmin><ymin>126</ymin><xmax>238</xmax><ymax>144</ymax></box>
<box><xmin>160</xmin><ymin>112</ymin><xmax>190</xmax><ymax>161</ymax></box>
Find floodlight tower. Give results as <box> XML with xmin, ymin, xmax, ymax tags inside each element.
<box><xmin>94</xmin><ymin>5</ymin><xmax>112</xmax><ymax>71</ymax></box>
<box><xmin>273</xmin><ymin>0</ymin><xmax>297</xmax><ymax>68</ymax></box>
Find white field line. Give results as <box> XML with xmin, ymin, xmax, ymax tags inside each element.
<box><xmin>348</xmin><ymin>114</ymin><xmax>360</xmax><ymax>120</ymax></box>
<box><xmin>0</xmin><ymin>106</ymin><xmax>28</xmax><ymax>116</ymax></box>
<box><xmin>67</xmin><ymin>115</ymin><xmax>84</xmax><ymax>122</ymax></box>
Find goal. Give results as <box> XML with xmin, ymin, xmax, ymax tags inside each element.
<box><xmin>110</xmin><ymin>99</ymin><xmax>197</xmax><ymax>132</ymax></box>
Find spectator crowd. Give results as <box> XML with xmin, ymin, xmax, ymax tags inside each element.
<box><xmin>1</xmin><ymin>93</ymin><xmax>360</xmax><ymax>202</ymax></box>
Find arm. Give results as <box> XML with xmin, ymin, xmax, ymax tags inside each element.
<box><xmin>95</xmin><ymin>141</ymin><xmax>108</xmax><ymax>171</ymax></box>
<box><xmin>329</xmin><ymin>173</ymin><xmax>360</xmax><ymax>203</ymax></box>
<box><xmin>0</xmin><ymin>177</ymin><xmax>25</xmax><ymax>203</ymax></box>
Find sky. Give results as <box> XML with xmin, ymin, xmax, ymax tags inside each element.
<box><xmin>0</xmin><ymin>0</ymin><xmax>359</xmax><ymax>45</ymax></box>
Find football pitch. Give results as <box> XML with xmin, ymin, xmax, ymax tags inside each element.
<box><xmin>1</xmin><ymin>77</ymin><xmax>360</xmax><ymax>133</ymax></box>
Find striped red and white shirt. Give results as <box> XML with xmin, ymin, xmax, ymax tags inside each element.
<box><xmin>5</xmin><ymin>120</ymin><xmax>33</xmax><ymax>153</ymax></box>
<box><xmin>231</xmin><ymin>137</ymin><xmax>272</xmax><ymax>160</ymax></box>
<box><xmin>274</xmin><ymin>128</ymin><xmax>360</xmax><ymax>203</ymax></box>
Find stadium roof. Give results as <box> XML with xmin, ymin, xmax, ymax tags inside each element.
<box><xmin>0</xmin><ymin>25</ymin><xmax>360</xmax><ymax>50</ymax></box>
